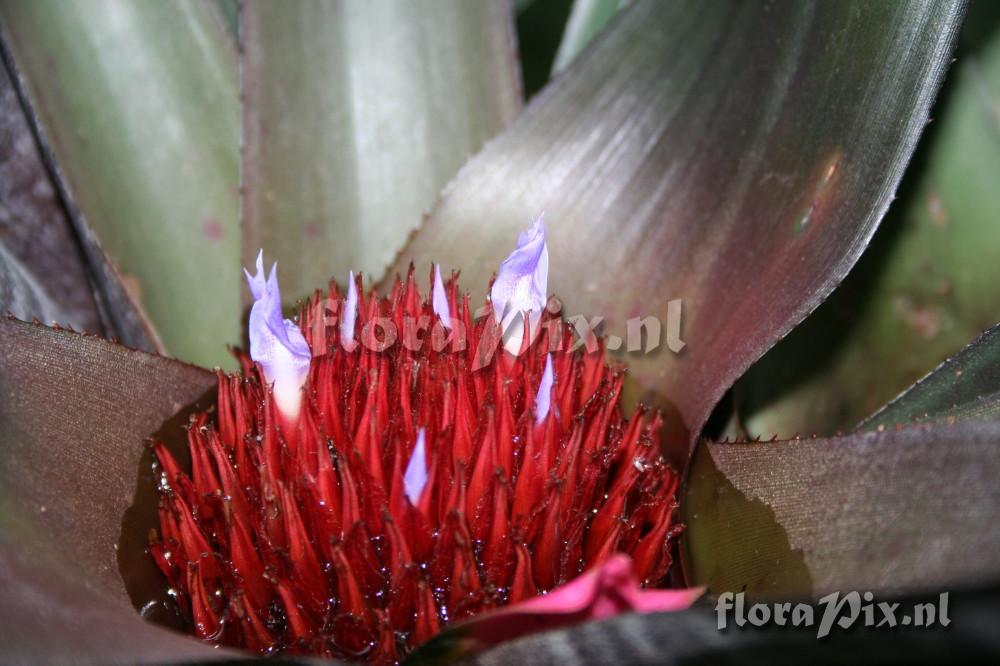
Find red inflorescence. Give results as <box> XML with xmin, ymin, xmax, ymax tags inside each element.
<box><xmin>149</xmin><ymin>270</ymin><xmax>681</xmax><ymax>662</ymax></box>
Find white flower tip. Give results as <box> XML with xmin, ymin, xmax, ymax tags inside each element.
<box><xmin>536</xmin><ymin>353</ymin><xmax>555</xmax><ymax>425</ymax></box>
<box><xmin>341</xmin><ymin>271</ymin><xmax>358</xmax><ymax>347</ymax></box>
<box><xmin>432</xmin><ymin>264</ymin><xmax>452</xmax><ymax>330</ymax></box>
<box><xmin>525</xmin><ymin>214</ymin><xmax>545</xmax><ymax>239</ymax></box>
<box><xmin>272</xmin><ymin>369</ymin><xmax>306</xmax><ymax>420</ymax></box>
<box><xmin>403</xmin><ymin>428</ymin><xmax>428</xmax><ymax>505</ymax></box>
<box><xmin>244</xmin><ymin>249</ymin><xmax>269</xmax><ymax>299</ymax></box>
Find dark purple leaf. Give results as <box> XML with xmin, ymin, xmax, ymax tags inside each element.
<box><xmin>0</xmin><ymin>317</ymin><xmax>236</xmax><ymax>662</ymax></box>
<box><xmin>733</xmin><ymin>2</ymin><xmax>1000</xmax><ymax>439</ymax></box>
<box><xmin>684</xmin><ymin>421</ymin><xmax>1000</xmax><ymax>598</ymax></box>
<box><xmin>463</xmin><ymin>586</ymin><xmax>1000</xmax><ymax>665</ymax></box>
<box><xmin>388</xmin><ymin>0</ymin><xmax>966</xmax><ymax>463</ymax></box>
<box><xmin>862</xmin><ymin>321</ymin><xmax>1000</xmax><ymax>429</ymax></box>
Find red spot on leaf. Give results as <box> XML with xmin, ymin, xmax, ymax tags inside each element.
<box><xmin>202</xmin><ymin>219</ymin><xmax>223</xmax><ymax>241</ymax></box>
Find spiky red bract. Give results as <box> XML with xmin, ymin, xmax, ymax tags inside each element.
<box><xmin>149</xmin><ymin>270</ymin><xmax>681</xmax><ymax>663</ymax></box>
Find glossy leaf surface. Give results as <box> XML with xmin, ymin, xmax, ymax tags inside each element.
<box><xmin>241</xmin><ymin>0</ymin><xmax>522</xmax><ymax>300</ymax></box>
<box><xmin>684</xmin><ymin>421</ymin><xmax>1000</xmax><ymax>599</ymax></box>
<box><xmin>736</xmin><ymin>4</ymin><xmax>1000</xmax><ymax>439</ymax></box>
<box><xmin>0</xmin><ymin>317</ymin><xmax>231</xmax><ymax>662</ymax></box>
<box><xmin>389</xmin><ymin>0</ymin><xmax>965</xmax><ymax>461</ymax></box>
<box><xmin>0</xmin><ymin>0</ymin><xmax>241</xmax><ymax>368</ymax></box>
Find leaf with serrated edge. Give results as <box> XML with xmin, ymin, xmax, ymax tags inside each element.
<box><xmin>0</xmin><ymin>0</ymin><xmax>241</xmax><ymax>368</ymax></box>
<box><xmin>550</xmin><ymin>0</ymin><xmax>627</xmax><ymax>75</ymax></box>
<box><xmin>0</xmin><ymin>317</ymin><xmax>236</xmax><ymax>662</ymax></box>
<box><xmin>862</xmin><ymin>321</ymin><xmax>1000</xmax><ymax>429</ymax></box>
<box><xmin>736</xmin><ymin>2</ymin><xmax>1000</xmax><ymax>439</ymax></box>
<box><xmin>389</xmin><ymin>0</ymin><xmax>966</xmax><ymax>463</ymax></box>
<box><xmin>684</xmin><ymin>422</ymin><xmax>1000</xmax><ymax>599</ymax></box>
<box><xmin>241</xmin><ymin>0</ymin><xmax>522</xmax><ymax>300</ymax></box>
<box><xmin>0</xmin><ymin>47</ymin><xmax>161</xmax><ymax>350</ymax></box>
<box><xmin>0</xmin><ymin>62</ymin><xmax>102</xmax><ymax>332</ymax></box>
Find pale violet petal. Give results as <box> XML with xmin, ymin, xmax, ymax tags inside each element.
<box><xmin>244</xmin><ymin>252</ymin><xmax>312</xmax><ymax>418</ymax></box>
<box><xmin>432</xmin><ymin>263</ymin><xmax>452</xmax><ymax>329</ymax></box>
<box><xmin>243</xmin><ymin>249</ymin><xmax>267</xmax><ymax>300</ymax></box>
<box><xmin>536</xmin><ymin>353</ymin><xmax>554</xmax><ymax>424</ymax></box>
<box><xmin>403</xmin><ymin>428</ymin><xmax>428</xmax><ymax>505</ymax></box>
<box><xmin>491</xmin><ymin>217</ymin><xmax>548</xmax><ymax>354</ymax></box>
<box><xmin>341</xmin><ymin>270</ymin><xmax>358</xmax><ymax>348</ymax></box>
<box><xmin>491</xmin><ymin>216</ymin><xmax>548</xmax><ymax>321</ymax></box>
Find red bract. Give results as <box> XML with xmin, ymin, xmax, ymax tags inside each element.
<box><xmin>149</xmin><ymin>271</ymin><xmax>681</xmax><ymax>662</ymax></box>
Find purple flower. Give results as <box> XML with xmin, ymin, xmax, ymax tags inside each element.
<box><xmin>403</xmin><ymin>428</ymin><xmax>428</xmax><ymax>505</ymax></box>
<box><xmin>536</xmin><ymin>353</ymin><xmax>554</xmax><ymax>424</ymax></box>
<box><xmin>244</xmin><ymin>250</ymin><xmax>312</xmax><ymax>418</ymax></box>
<box><xmin>432</xmin><ymin>263</ymin><xmax>451</xmax><ymax>329</ymax></box>
<box><xmin>341</xmin><ymin>270</ymin><xmax>358</xmax><ymax>350</ymax></box>
<box><xmin>491</xmin><ymin>216</ymin><xmax>549</xmax><ymax>354</ymax></box>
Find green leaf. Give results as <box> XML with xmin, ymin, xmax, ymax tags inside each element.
<box><xmin>0</xmin><ymin>59</ymin><xmax>99</xmax><ymax>331</ymax></box>
<box><xmin>0</xmin><ymin>45</ymin><xmax>162</xmax><ymax>350</ymax></box>
<box><xmin>389</xmin><ymin>0</ymin><xmax>966</xmax><ymax>462</ymax></box>
<box><xmin>513</xmin><ymin>0</ymin><xmax>540</xmax><ymax>14</ymax></box>
<box><xmin>0</xmin><ymin>317</ymin><xmax>234</xmax><ymax>662</ymax></box>
<box><xmin>734</xmin><ymin>1</ymin><xmax>1000</xmax><ymax>439</ymax></box>
<box><xmin>862</xmin><ymin>322</ymin><xmax>1000</xmax><ymax>429</ymax></box>
<box><xmin>0</xmin><ymin>0</ymin><xmax>241</xmax><ymax>369</ymax></box>
<box><xmin>241</xmin><ymin>0</ymin><xmax>522</xmax><ymax>301</ymax></box>
<box><xmin>550</xmin><ymin>0</ymin><xmax>626</xmax><ymax>75</ymax></box>
<box><xmin>215</xmin><ymin>0</ymin><xmax>238</xmax><ymax>40</ymax></box>
<box><xmin>515</xmin><ymin>0</ymin><xmax>574</xmax><ymax>97</ymax></box>
<box><xmin>684</xmin><ymin>422</ymin><xmax>1000</xmax><ymax>599</ymax></box>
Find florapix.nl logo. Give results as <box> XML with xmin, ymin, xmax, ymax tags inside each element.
<box><xmin>716</xmin><ymin>591</ymin><xmax>951</xmax><ymax>639</ymax></box>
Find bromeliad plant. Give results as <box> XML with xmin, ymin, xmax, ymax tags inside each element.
<box><xmin>148</xmin><ymin>228</ymin><xmax>694</xmax><ymax>660</ymax></box>
<box><xmin>2</xmin><ymin>0</ymin><xmax>1000</xmax><ymax>664</ymax></box>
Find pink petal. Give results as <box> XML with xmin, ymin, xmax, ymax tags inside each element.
<box><xmin>427</xmin><ymin>555</ymin><xmax>702</xmax><ymax>656</ymax></box>
<box><xmin>509</xmin><ymin>554</ymin><xmax>702</xmax><ymax>619</ymax></box>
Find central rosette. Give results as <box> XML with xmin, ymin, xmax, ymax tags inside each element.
<box><xmin>149</xmin><ymin>220</ymin><xmax>681</xmax><ymax>662</ymax></box>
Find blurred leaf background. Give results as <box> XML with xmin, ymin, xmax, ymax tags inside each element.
<box><xmin>732</xmin><ymin>0</ymin><xmax>1000</xmax><ymax>438</ymax></box>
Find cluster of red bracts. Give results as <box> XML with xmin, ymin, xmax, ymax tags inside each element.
<box><xmin>150</xmin><ymin>273</ymin><xmax>681</xmax><ymax>662</ymax></box>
